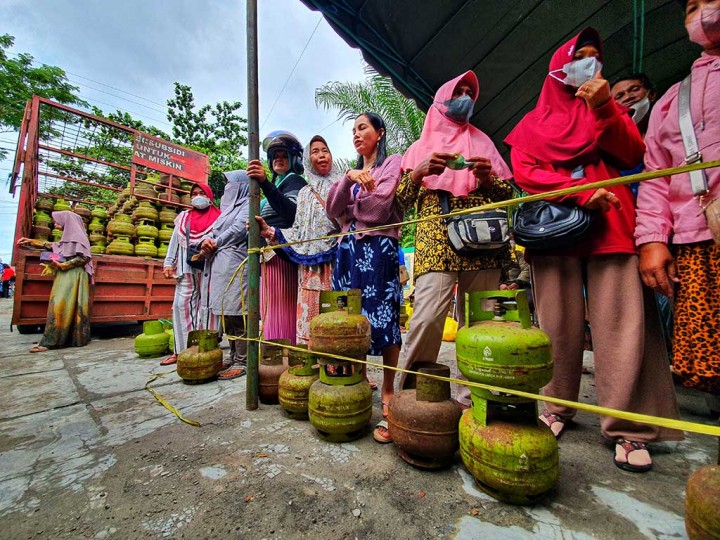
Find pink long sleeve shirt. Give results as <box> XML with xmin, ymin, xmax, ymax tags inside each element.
<box><xmin>636</xmin><ymin>52</ymin><xmax>720</xmax><ymax>246</ymax></box>
<box><xmin>326</xmin><ymin>153</ymin><xmax>403</xmax><ymax>239</ymax></box>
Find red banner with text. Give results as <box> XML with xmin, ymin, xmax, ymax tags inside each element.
<box><xmin>132</xmin><ymin>132</ymin><xmax>209</xmax><ymax>182</ymax></box>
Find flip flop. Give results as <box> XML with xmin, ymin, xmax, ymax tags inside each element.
<box><xmin>539</xmin><ymin>409</ymin><xmax>568</xmax><ymax>438</ymax></box>
<box><xmin>373</xmin><ymin>420</ymin><xmax>392</xmax><ymax>444</ymax></box>
<box><xmin>160</xmin><ymin>354</ymin><xmax>177</xmax><ymax>366</ymax></box>
<box><xmin>219</xmin><ymin>367</ymin><xmax>246</xmax><ymax>380</ymax></box>
<box><xmin>29</xmin><ymin>345</ymin><xmax>48</xmax><ymax>353</ymax></box>
<box><xmin>613</xmin><ymin>439</ymin><xmax>652</xmax><ymax>473</ymax></box>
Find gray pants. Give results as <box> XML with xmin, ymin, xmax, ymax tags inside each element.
<box><xmin>224</xmin><ymin>315</ymin><xmax>247</xmax><ymax>366</ymax></box>
<box><xmin>398</xmin><ymin>269</ymin><xmax>500</xmax><ymax>406</ymax></box>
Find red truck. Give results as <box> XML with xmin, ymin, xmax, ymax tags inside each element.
<box><xmin>9</xmin><ymin>97</ymin><xmax>209</xmax><ymax>333</ymax></box>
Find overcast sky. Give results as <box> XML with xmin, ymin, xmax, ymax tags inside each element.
<box><xmin>0</xmin><ymin>0</ymin><xmax>367</xmax><ymax>263</ymax></box>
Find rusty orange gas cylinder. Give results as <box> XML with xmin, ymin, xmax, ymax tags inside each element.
<box><xmin>259</xmin><ymin>339</ymin><xmax>290</xmax><ymax>404</ymax></box>
<box><xmin>388</xmin><ymin>363</ymin><xmax>462</xmax><ymax>469</ymax></box>
<box><xmin>177</xmin><ymin>330</ymin><xmax>223</xmax><ymax>384</ymax></box>
<box><xmin>686</xmin><ymin>465</ymin><xmax>720</xmax><ymax>539</ymax></box>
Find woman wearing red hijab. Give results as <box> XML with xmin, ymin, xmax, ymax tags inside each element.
<box><xmin>505</xmin><ymin>28</ymin><xmax>681</xmax><ymax>472</ymax></box>
<box><xmin>161</xmin><ymin>182</ymin><xmax>221</xmax><ymax>365</ymax></box>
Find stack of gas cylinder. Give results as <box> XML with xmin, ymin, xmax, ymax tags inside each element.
<box><xmin>307</xmin><ymin>290</ymin><xmax>373</xmax><ymax>442</ymax></box>
<box><xmin>456</xmin><ymin>289</ymin><xmax>559</xmax><ymax>505</ymax></box>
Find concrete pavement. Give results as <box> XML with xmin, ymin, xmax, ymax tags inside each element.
<box><xmin>0</xmin><ymin>297</ymin><xmax>717</xmax><ymax>539</ymax></box>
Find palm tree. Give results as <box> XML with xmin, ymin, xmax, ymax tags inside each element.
<box><xmin>315</xmin><ymin>66</ymin><xmax>425</xmax><ymax>156</ymax></box>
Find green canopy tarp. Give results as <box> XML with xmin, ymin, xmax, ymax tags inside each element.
<box><xmin>299</xmin><ymin>0</ymin><xmax>699</xmax><ymax>151</ymax></box>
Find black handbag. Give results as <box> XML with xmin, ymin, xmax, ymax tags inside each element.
<box><xmin>185</xmin><ymin>220</ymin><xmax>205</xmax><ymax>270</ymax></box>
<box><xmin>439</xmin><ymin>191</ymin><xmax>509</xmax><ymax>254</ymax></box>
<box><xmin>513</xmin><ymin>199</ymin><xmax>595</xmax><ymax>250</ymax></box>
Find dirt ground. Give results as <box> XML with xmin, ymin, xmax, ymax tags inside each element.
<box><xmin>1</xmin><ymin>298</ymin><xmax>718</xmax><ymax>539</ymax></box>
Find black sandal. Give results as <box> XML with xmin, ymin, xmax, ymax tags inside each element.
<box><xmin>613</xmin><ymin>439</ymin><xmax>652</xmax><ymax>473</ymax></box>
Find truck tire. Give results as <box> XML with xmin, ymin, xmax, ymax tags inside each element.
<box><xmin>16</xmin><ymin>324</ymin><xmax>42</xmax><ymax>334</ymax></box>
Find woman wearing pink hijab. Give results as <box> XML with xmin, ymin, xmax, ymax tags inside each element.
<box><xmin>17</xmin><ymin>210</ymin><xmax>93</xmax><ymax>352</ymax></box>
<box><xmin>396</xmin><ymin>70</ymin><xmax>514</xmax><ymax>407</ymax></box>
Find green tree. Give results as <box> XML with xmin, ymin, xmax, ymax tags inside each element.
<box><xmin>0</xmin><ymin>34</ymin><xmax>87</xmax><ymax>160</ymax></box>
<box><xmin>315</xmin><ymin>67</ymin><xmax>424</xmax><ymax>248</ymax></box>
<box><xmin>167</xmin><ymin>83</ymin><xmax>248</xmax><ymax>196</ymax></box>
<box><xmin>315</xmin><ymin>66</ymin><xmax>425</xmax><ymax>156</ymax></box>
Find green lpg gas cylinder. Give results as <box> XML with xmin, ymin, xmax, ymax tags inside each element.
<box><xmin>278</xmin><ymin>346</ymin><xmax>320</xmax><ymax>420</ymax></box>
<box><xmin>459</xmin><ymin>410</ymin><xmax>559</xmax><ymax>505</ymax></box>
<box><xmin>135</xmin><ymin>320</ymin><xmax>170</xmax><ymax>358</ymax></box>
<box><xmin>157</xmin><ymin>242</ymin><xmax>169</xmax><ymax>259</ymax></box>
<box><xmin>53</xmin><ymin>198</ymin><xmax>71</xmax><ymax>212</ymax></box>
<box><xmin>106</xmin><ymin>235</ymin><xmax>134</xmax><ymax>256</ymax></box>
<box><xmin>308</xmin><ymin>364</ymin><xmax>372</xmax><ymax>442</ymax></box>
<box><xmin>456</xmin><ymin>290</ymin><xmax>552</xmax><ymax>402</ymax></box>
<box><xmin>177</xmin><ymin>330</ymin><xmax>223</xmax><ymax>384</ymax></box>
<box><xmin>135</xmin><ymin>237</ymin><xmax>158</xmax><ymax>257</ymax></box>
<box><xmin>107</xmin><ymin>214</ymin><xmax>135</xmax><ymax>237</ymax></box>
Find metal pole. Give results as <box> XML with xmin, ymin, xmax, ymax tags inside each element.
<box><xmin>245</xmin><ymin>0</ymin><xmax>260</xmax><ymax>410</ymax></box>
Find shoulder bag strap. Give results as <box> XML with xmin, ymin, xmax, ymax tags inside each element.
<box><xmin>438</xmin><ymin>190</ymin><xmax>452</xmax><ymax>216</ymax></box>
<box><xmin>678</xmin><ymin>74</ymin><xmax>709</xmax><ymax>197</ymax></box>
<box><xmin>308</xmin><ymin>185</ymin><xmax>340</xmax><ymax>230</ymax></box>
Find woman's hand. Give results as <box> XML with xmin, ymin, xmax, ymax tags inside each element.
<box><xmin>347</xmin><ymin>169</ymin><xmax>376</xmax><ymax>192</ymax></box>
<box><xmin>639</xmin><ymin>242</ymin><xmax>679</xmax><ymax>297</ymax></box>
<box><xmin>50</xmin><ymin>260</ymin><xmax>69</xmax><ymax>271</ymax></box>
<box><xmin>200</xmin><ymin>238</ymin><xmax>217</xmax><ymax>255</ymax></box>
<box><xmin>163</xmin><ymin>266</ymin><xmax>175</xmax><ymax>279</ymax></box>
<box><xmin>409</xmin><ymin>152</ymin><xmax>457</xmax><ymax>185</ymax></box>
<box><xmin>247</xmin><ymin>160</ymin><xmax>267</xmax><ymax>183</ymax></box>
<box><xmin>575</xmin><ymin>76</ymin><xmax>611</xmax><ymax>109</ymax></box>
<box><xmin>583</xmin><ymin>188</ymin><xmax>621</xmax><ymax>212</ymax></box>
<box><xmin>17</xmin><ymin>237</ymin><xmax>32</xmax><ymax>246</ymax></box>
<box><xmin>255</xmin><ymin>216</ymin><xmax>276</xmax><ymax>242</ymax></box>
<box><xmin>467</xmin><ymin>156</ymin><xmax>493</xmax><ymax>188</ymax></box>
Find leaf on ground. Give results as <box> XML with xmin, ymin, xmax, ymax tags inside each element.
<box><xmin>471</xmin><ymin>507</ymin><xmax>480</xmax><ymax>516</ymax></box>
<box><xmin>245</xmin><ymin>495</ymin><xmax>254</xmax><ymax>503</ymax></box>
<box><xmin>418</xmin><ymin>491</ymin><xmax>426</xmax><ymax>498</ymax></box>
<box><xmin>256</xmin><ymin>452</ymin><xmax>269</xmax><ymax>458</ymax></box>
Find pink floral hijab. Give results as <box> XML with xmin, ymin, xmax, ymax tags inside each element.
<box><xmin>401</xmin><ymin>70</ymin><xmax>512</xmax><ymax>197</ymax></box>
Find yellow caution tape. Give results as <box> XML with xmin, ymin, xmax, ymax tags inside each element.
<box><xmin>232</xmin><ymin>337</ymin><xmax>720</xmax><ymax>438</ymax></box>
<box><xmin>244</xmin><ymin>159</ymin><xmax>720</xmax><ymax>254</ymax></box>
<box><xmin>145</xmin><ymin>370</ymin><xmax>202</xmax><ymax>427</ymax></box>
<box><xmin>218</xmin><ymin>159</ymin><xmax>720</xmax><ymax>436</ymax></box>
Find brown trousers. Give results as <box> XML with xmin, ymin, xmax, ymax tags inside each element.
<box><xmin>399</xmin><ymin>269</ymin><xmax>501</xmax><ymax>405</ymax></box>
<box><xmin>532</xmin><ymin>254</ymin><xmax>682</xmax><ymax>442</ymax></box>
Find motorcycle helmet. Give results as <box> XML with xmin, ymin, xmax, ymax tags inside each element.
<box><xmin>263</xmin><ymin>131</ymin><xmax>304</xmax><ymax>177</ymax></box>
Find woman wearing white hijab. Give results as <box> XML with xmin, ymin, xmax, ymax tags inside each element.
<box><xmin>256</xmin><ymin>135</ymin><xmax>341</xmax><ymax>343</ymax></box>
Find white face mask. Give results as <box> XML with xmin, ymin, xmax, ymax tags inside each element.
<box><xmin>191</xmin><ymin>196</ymin><xmax>210</xmax><ymax>210</ymax></box>
<box><xmin>549</xmin><ymin>56</ymin><xmax>603</xmax><ymax>88</ymax></box>
<box><xmin>629</xmin><ymin>96</ymin><xmax>651</xmax><ymax>125</ymax></box>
